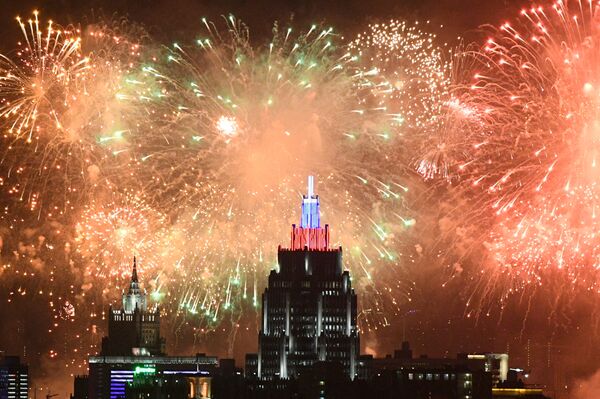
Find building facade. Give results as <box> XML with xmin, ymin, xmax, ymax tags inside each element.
<box><xmin>101</xmin><ymin>258</ymin><xmax>165</xmax><ymax>356</ymax></box>
<box><xmin>88</xmin><ymin>355</ymin><xmax>216</xmax><ymax>399</ymax></box>
<box><xmin>357</xmin><ymin>342</ymin><xmax>496</xmax><ymax>399</ymax></box>
<box><xmin>0</xmin><ymin>356</ymin><xmax>28</xmax><ymax>399</ymax></box>
<box><xmin>257</xmin><ymin>176</ymin><xmax>359</xmax><ymax>380</ymax></box>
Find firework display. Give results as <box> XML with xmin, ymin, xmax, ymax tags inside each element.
<box><xmin>0</xmin><ymin>12</ymin><xmax>453</xmax><ymax>354</ymax></box>
<box><xmin>0</xmin><ymin>12</ymin><xmax>88</xmax><ymax>140</ymax></box>
<box><xmin>422</xmin><ymin>0</ymin><xmax>600</xmax><ymax>310</ymax></box>
<box><xmin>74</xmin><ymin>192</ymin><xmax>169</xmax><ymax>282</ymax></box>
<box><xmin>0</xmin><ymin>12</ymin><xmax>148</xmax><ymax>224</ymax></box>
<box><xmin>119</xmin><ymin>16</ymin><xmax>436</xmax><ymax>331</ymax></box>
<box><xmin>349</xmin><ymin>20</ymin><xmax>452</xmax><ymax>135</ymax></box>
<box><xmin>3</xmin><ymin>1</ymin><xmax>600</xmax><ymax>386</ymax></box>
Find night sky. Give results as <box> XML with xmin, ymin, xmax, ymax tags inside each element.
<box><xmin>0</xmin><ymin>0</ymin><xmax>512</xmax><ymax>47</ymax></box>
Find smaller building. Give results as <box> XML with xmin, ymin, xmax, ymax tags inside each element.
<box><xmin>125</xmin><ymin>371</ymin><xmax>189</xmax><ymax>399</ymax></box>
<box><xmin>464</xmin><ymin>353</ymin><xmax>509</xmax><ymax>385</ymax></box>
<box><xmin>211</xmin><ymin>359</ymin><xmax>245</xmax><ymax>399</ymax></box>
<box><xmin>70</xmin><ymin>375</ymin><xmax>89</xmax><ymax>399</ymax></box>
<box><xmin>361</xmin><ymin>364</ymin><xmax>491</xmax><ymax>399</ymax></box>
<box><xmin>0</xmin><ymin>356</ymin><xmax>28</xmax><ymax>399</ymax></box>
<box><xmin>244</xmin><ymin>354</ymin><xmax>258</xmax><ymax>380</ymax></box>
<box><xmin>88</xmin><ymin>355</ymin><xmax>217</xmax><ymax>399</ymax></box>
<box><xmin>101</xmin><ymin>258</ymin><xmax>165</xmax><ymax>357</ymax></box>
<box><xmin>492</xmin><ymin>367</ymin><xmax>550</xmax><ymax>399</ymax></box>
<box><xmin>359</xmin><ymin>342</ymin><xmax>493</xmax><ymax>399</ymax></box>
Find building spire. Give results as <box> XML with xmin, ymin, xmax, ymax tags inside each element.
<box><xmin>132</xmin><ymin>256</ymin><xmax>138</xmax><ymax>283</ymax></box>
<box><xmin>291</xmin><ymin>176</ymin><xmax>329</xmax><ymax>250</ymax></box>
<box><xmin>300</xmin><ymin>175</ymin><xmax>320</xmax><ymax>228</ymax></box>
<box><xmin>123</xmin><ymin>255</ymin><xmax>147</xmax><ymax>312</ymax></box>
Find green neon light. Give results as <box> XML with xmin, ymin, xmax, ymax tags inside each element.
<box><xmin>134</xmin><ymin>366</ymin><xmax>156</xmax><ymax>375</ymax></box>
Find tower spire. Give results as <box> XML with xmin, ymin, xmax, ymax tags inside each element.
<box><xmin>123</xmin><ymin>256</ymin><xmax>146</xmax><ymax>312</ymax></box>
<box><xmin>300</xmin><ymin>175</ymin><xmax>320</xmax><ymax>228</ymax></box>
<box><xmin>291</xmin><ymin>176</ymin><xmax>329</xmax><ymax>250</ymax></box>
<box><xmin>131</xmin><ymin>256</ymin><xmax>138</xmax><ymax>283</ymax></box>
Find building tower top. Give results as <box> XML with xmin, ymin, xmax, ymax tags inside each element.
<box><xmin>122</xmin><ymin>256</ymin><xmax>147</xmax><ymax>312</ymax></box>
<box><xmin>131</xmin><ymin>255</ymin><xmax>138</xmax><ymax>283</ymax></box>
<box><xmin>290</xmin><ymin>176</ymin><xmax>330</xmax><ymax>251</ymax></box>
<box><xmin>300</xmin><ymin>175</ymin><xmax>320</xmax><ymax>229</ymax></box>
<box><xmin>102</xmin><ymin>255</ymin><xmax>164</xmax><ymax>356</ymax></box>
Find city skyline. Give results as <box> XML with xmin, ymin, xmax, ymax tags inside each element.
<box><xmin>56</xmin><ymin>177</ymin><xmax>531</xmax><ymax>399</ymax></box>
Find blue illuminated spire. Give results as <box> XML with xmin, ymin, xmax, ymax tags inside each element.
<box><xmin>300</xmin><ymin>176</ymin><xmax>320</xmax><ymax>228</ymax></box>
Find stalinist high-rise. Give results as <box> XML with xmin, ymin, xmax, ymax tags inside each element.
<box><xmin>100</xmin><ymin>258</ymin><xmax>165</xmax><ymax>356</ymax></box>
<box><xmin>258</xmin><ymin>176</ymin><xmax>359</xmax><ymax>380</ymax></box>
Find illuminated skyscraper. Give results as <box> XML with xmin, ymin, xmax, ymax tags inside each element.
<box><xmin>258</xmin><ymin>177</ymin><xmax>359</xmax><ymax>380</ymax></box>
<box><xmin>101</xmin><ymin>258</ymin><xmax>164</xmax><ymax>356</ymax></box>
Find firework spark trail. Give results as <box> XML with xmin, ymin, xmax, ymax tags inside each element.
<box><xmin>349</xmin><ymin>20</ymin><xmax>452</xmax><ymax>133</ymax></box>
<box><xmin>0</xmin><ymin>11</ymin><xmax>88</xmax><ymax>141</ymax></box>
<box><xmin>427</xmin><ymin>0</ymin><xmax>600</xmax><ymax>312</ymax></box>
<box><xmin>74</xmin><ymin>191</ymin><xmax>170</xmax><ymax>285</ymax></box>
<box><xmin>348</xmin><ymin>20</ymin><xmax>467</xmax><ymax>184</ymax></box>
<box><xmin>0</xmin><ymin>12</ymin><xmax>153</xmax><ymax>223</ymax></box>
<box><xmin>349</xmin><ymin>21</ymin><xmax>490</xmax><ymax>183</ymax></box>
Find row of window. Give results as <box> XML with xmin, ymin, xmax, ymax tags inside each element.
<box><xmin>406</xmin><ymin>372</ymin><xmax>470</xmax><ymax>381</ymax></box>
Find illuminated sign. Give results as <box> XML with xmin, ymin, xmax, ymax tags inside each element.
<box><xmin>134</xmin><ymin>366</ymin><xmax>156</xmax><ymax>375</ymax></box>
